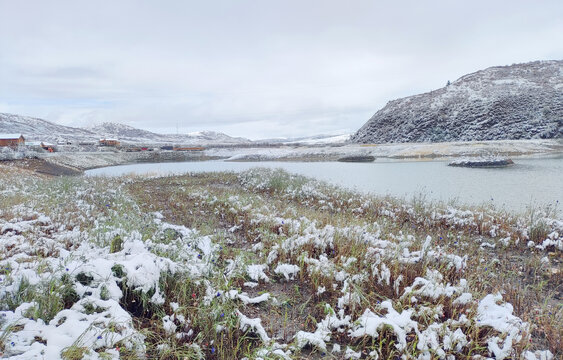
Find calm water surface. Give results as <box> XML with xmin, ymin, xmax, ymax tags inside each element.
<box><xmin>86</xmin><ymin>156</ymin><xmax>562</xmax><ymax>214</ymax></box>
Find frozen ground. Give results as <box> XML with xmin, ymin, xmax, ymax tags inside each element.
<box><xmin>0</xmin><ymin>164</ymin><xmax>560</xmax><ymax>359</ymax></box>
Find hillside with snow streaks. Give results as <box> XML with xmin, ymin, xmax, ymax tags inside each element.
<box><xmin>257</xmin><ymin>133</ymin><xmax>351</xmax><ymax>145</ymax></box>
<box><xmin>0</xmin><ymin>113</ymin><xmax>96</xmax><ymax>143</ymax></box>
<box><xmin>0</xmin><ymin>113</ymin><xmax>250</xmax><ymax>145</ymax></box>
<box><xmin>352</xmin><ymin>60</ymin><xmax>563</xmax><ymax>143</ymax></box>
<box><xmin>88</xmin><ymin>122</ymin><xmax>250</xmax><ymax>145</ymax></box>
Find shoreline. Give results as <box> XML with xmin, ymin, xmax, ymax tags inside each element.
<box><xmin>2</xmin><ymin>138</ymin><xmax>561</xmax><ymax>176</ymax></box>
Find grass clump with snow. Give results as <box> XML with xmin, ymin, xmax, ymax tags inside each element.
<box><xmin>0</xmin><ymin>165</ymin><xmax>561</xmax><ymax>359</ymax></box>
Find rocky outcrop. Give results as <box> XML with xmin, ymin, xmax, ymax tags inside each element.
<box><xmin>337</xmin><ymin>155</ymin><xmax>375</xmax><ymax>162</ymax></box>
<box><xmin>448</xmin><ymin>158</ymin><xmax>514</xmax><ymax>168</ymax></box>
<box><xmin>352</xmin><ymin>60</ymin><xmax>563</xmax><ymax>143</ymax></box>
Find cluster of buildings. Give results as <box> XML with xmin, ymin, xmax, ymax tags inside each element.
<box><xmin>0</xmin><ymin>134</ymin><xmax>65</xmax><ymax>152</ymax></box>
<box><xmin>1</xmin><ymin>134</ymin><xmax>206</xmax><ymax>153</ymax></box>
<box><xmin>0</xmin><ymin>133</ymin><xmax>127</xmax><ymax>152</ymax></box>
<box><xmin>98</xmin><ymin>138</ymin><xmax>120</xmax><ymax>147</ymax></box>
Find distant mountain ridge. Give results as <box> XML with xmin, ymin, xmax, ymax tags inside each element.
<box><xmin>87</xmin><ymin>122</ymin><xmax>159</xmax><ymax>140</ymax></box>
<box><xmin>87</xmin><ymin>122</ymin><xmax>250</xmax><ymax>144</ymax></box>
<box><xmin>0</xmin><ymin>113</ymin><xmax>250</xmax><ymax>145</ymax></box>
<box><xmin>257</xmin><ymin>133</ymin><xmax>350</xmax><ymax>145</ymax></box>
<box><xmin>352</xmin><ymin>60</ymin><xmax>563</xmax><ymax>143</ymax></box>
<box><xmin>0</xmin><ymin>113</ymin><xmax>96</xmax><ymax>143</ymax></box>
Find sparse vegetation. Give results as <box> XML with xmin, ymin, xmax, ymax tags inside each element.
<box><xmin>0</xmin><ymin>165</ymin><xmax>560</xmax><ymax>359</ymax></box>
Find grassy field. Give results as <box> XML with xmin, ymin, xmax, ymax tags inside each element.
<box><xmin>0</xmin><ymin>164</ymin><xmax>560</xmax><ymax>359</ymax></box>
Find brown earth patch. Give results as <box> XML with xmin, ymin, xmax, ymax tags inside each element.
<box><xmin>2</xmin><ymin>158</ymin><xmax>82</xmax><ymax>176</ymax></box>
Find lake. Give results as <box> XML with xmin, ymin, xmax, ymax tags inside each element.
<box><xmin>85</xmin><ymin>155</ymin><xmax>562</xmax><ymax>215</ymax></box>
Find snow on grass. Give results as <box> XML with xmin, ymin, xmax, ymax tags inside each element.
<box><xmin>274</xmin><ymin>263</ymin><xmax>300</xmax><ymax>280</ymax></box>
<box><xmin>0</xmin><ymin>174</ymin><xmax>218</xmax><ymax>358</ymax></box>
<box><xmin>477</xmin><ymin>293</ymin><xmax>530</xmax><ymax>359</ymax></box>
<box><xmin>247</xmin><ymin>264</ymin><xmax>270</xmax><ymax>283</ymax></box>
<box><xmin>0</xmin><ymin>165</ymin><xmax>560</xmax><ymax>358</ymax></box>
<box><xmin>349</xmin><ymin>300</ymin><xmax>418</xmax><ymax>351</ymax></box>
<box><xmin>236</xmin><ymin>310</ymin><xmax>271</xmax><ymax>343</ymax></box>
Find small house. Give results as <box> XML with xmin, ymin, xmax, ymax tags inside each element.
<box><xmin>0</xmin><ymin>134</ymin><xmax>25</xmax><ymax>147</ymax></box>
<box><xmin>99</xmin><ymin>138</ymin><xmax>120</xmax><ymax>147</ymax></box>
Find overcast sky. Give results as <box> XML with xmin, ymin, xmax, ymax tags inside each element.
<box><xmin>0</xmin><ymin>1</ymin><xmax>562</xmax><ymax>139</ymax></box>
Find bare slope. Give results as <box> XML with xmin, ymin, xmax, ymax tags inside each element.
<box><xmin>352</xmin><ymin>60</ymin><xmax>563</xmax><ymax>143</ymax></box>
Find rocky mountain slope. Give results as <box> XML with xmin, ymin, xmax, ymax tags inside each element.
<box><xmin>352</xmin><ymin>60</ymin><xmax>563</xmax><ymax>143</ymax></box>
<box><xmin>0</xmin><ymin>113</ymin><xmax>250</xmax><ymax>145</ymax></box>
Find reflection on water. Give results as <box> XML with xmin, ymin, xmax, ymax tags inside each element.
<box><xmin>86</xmin><ymin>156</ymin><xmax>562</xmax><ymax>214</ymax></box>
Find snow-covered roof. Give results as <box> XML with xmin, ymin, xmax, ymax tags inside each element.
<box><xmin>0</xmin><ymin>133</ymin><xmax>24</xmax><ymax>140</ymax></box>
<box><xmin>100</xmin><ymin>138</ymin><xmax>119</xmax><ymax>141</ymax></box>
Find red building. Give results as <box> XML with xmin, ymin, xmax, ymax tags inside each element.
<box><xmin>99</xmin><ymin>138</ymin><xmax>120</xmax><ymax>147</ymax></box>
<box><xmin>0</xmin><ymin>134</ymin><xmax>25</xmax><ymax>147</ymax></box>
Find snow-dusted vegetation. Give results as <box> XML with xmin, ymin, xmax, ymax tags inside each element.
<box><xmin>0</xmin><ymin>165</ymin><xmax>560</xmax><ymax>359</ymax></box>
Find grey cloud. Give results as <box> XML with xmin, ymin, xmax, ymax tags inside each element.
<box><xmin>0</xmin><ymin>0</ymin><xmax>561</xmax><ymax>139</ymax></box>
<box><xmin>18</xmin><ymin>66</ymin><xmax>106</xmax><ymax>79</ymax></box>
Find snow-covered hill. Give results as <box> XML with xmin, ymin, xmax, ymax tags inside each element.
<box><xmin>0</xmin><ymin>113</ymin><xmax>97</xmax><ymax>143</ymax></box>
<box><xmin>257</xmin><ymin>134</ymin><xmax>351</xmax><ymax>145</ymax></box>
<box><xmin>352</xmin><ymin>60</ymin><xmax>563</xmax><ymax>143</ymax></box>
<box><xmin>87</xmin><ymin>122</ymin><xmax>161</xmax><ymax>142</ymax></box>
<box><xmin>284</xmin><ymin>134</ymin><xmax>350</xmax><ymax>145</ymax></box>
<box><xmin>0</xmin><ymin>113</ymin><xmax>250</xmax><ymax>145</ymax></box>
<box><xmin>88</xmin><ymin>122</ymin><xmax>250</xmax><ymax>145</ymax></box>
